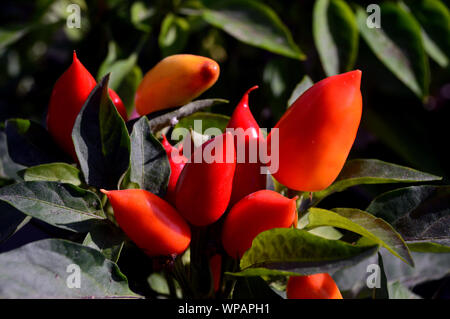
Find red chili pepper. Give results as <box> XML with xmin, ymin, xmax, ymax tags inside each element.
<box><xmin>47</xmin><ymin>51</ymin><xmax>128</xmax><ymax>160</ymax></box>
<box><xmin>221</xmin><ymin>190</ymin><xmax>298</xmax><ymax>258</ymax></box>
<box><xmin>286</xmin><ymin>273</ymin><xmax>343</xmax><ymax>299</ymax></box>
<box><xmin>135</xmin><ymin>54</ymin><xmax>220</xmax><ymax>115</ymax></box>
<box><xmin>161</xmin><ymin>134</ymin><xmax>188</xmax><ymax>205</ymax></box>
<box><xmin>267</xmin><ymin>70</ymin><xmax>362</xmax><ymax>191</ymax></box>
<box><xmin>101</xmin><ymin>189</ymin><xmax>191</xmax><ymax>256</ymax></box>
<box><xmin>226</xmin><ymin>86</ymin><xmax>267</xmax><ymax>206</ymax></box>
<box><xmin>175</xmin><ymin>132</ymin><xmax>236</xmax><ymax>226</ymax></box>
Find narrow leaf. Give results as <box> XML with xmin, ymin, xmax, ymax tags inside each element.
<box><xmin>366</xmin><ymin>185</ymin><xmax>450</xmax><ymax>246</ymax></box>
<box><xmin>72</xmin><ymin>75</ymin><xmax>131</xmax><ymax>190</ymax></box>
<box><xmin>287</xmin><ymin>75</ymin><xmax>313</xmax><ymax>108</ymax></box>
<box><xmin>200</xmin><ymin>0</ymin><xmax>305</xmax><ymax>60</ymax></box>
<box><xmin>0</xmin><ymin>238</ymin><xmax>140</xmax><ymax>298</ymax></box>
<box><xmin>235</xmin><ymin>228</ymin><xmax>378</xmax><ymax>277</ymax></box>
<box><xmin>301</xmin><ymin>207</ymin><xmax>414</xmax><ymax>266</ymax></box>
<box><xmin>19</xmin><ymin>163</ymin><xmax>82</xmax><ymax>186</ymax></box>
<box><xmin>313</xmin><ymin>0</ymin><xmax>359</xmax><ymax>76</ymax></box>
<box><xmin>125</xmin><ymin>116</ymin><xmax>170</xmax><ymax>196</ymax></box>
<box><xmin>356</xmin><ymin>3</ymin><xmax>430</xmax><ymax>99</ymax></box>
<box><xmin>5</xmin><ymin>119</ymin><xmax>70</xmax><ymax>166</ymax></box>
<box><xmin>0</xmin><ymin>181</ymin><xmax>105</xmax><ymax>233</ymax></box>
<box><xmin>308</xmin><ymin>159</ymin><xmax>441</xmax><ymax>206</ymax></box>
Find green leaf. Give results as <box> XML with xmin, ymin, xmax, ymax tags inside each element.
<box><xmin>356</xmin><ymin>3</ymin><xmax>430</xmax><ymax>99</ymax></box>
<box><xmin>403</xmin><ymin>0</ymin><xmax>450</xmax><ymax>68</ymax></box>
<box><xmin>0</xmin><ymin>238</ymin><xmax>140</xmax><ymax>298</ymax></box>
<box><xmin>287</xmin><ymin>75</ymin><xmax>313</xmax><ymax>108</ymax></box>
<box><xmin>174</xmin><ymin>112</ymin><xmax>230</xmax><ymax>140</ymax></box>
<box><xmin>0</xmin><ymin>201</ymin><xmax>29</xmax><ymax>243</ymax></box>
<box><xmin>19</xmin><ymin>163</ymin><xmax>82</xmax><ymax>186</ymax></box>
<box><xmin>147</xmin><ymin>98</ymin><xmax>228</xmax><ymax>133</ymax></box>
<box><xmin>232</xmin><ymin>276</ymin><xmax>282</xmax><ymax>299</ymax></box>
<box><xmin>0</xmin><ymin>181</ymin><xmax>105</xmax><ymax>233</ymax></box>
<box><xmin>0</xmin><ymin>27</ymin><xmax>28</xmax><ymax>52</ymax></box>
<box><xmin>159</xmin><ymin>13</ymin><xmax>190</xmax><ymax>57</ymax></box>
<box><xmin>313</xmin><ymin>0</ymin><xmax>358</xmax><ymax>76</ymax></box>
<box><xmin>82</xmin><ymin>222</ymin><xmax>127</xmax><ymax>263</ymax></box>
<box><xmin>0</xmin><ymin>131</ymin><xmax>25</xmax><ymax>180</ymax></box>
<box><xmin>148</xmin><ymin>273</ymin><xmax>170</xmax><ymax>295</ymax></box>
<box><xmin>332</xmin><ymin>247</ymin><xmax>450</xmax><ymax>297</ymax></box>
<box><xmin>366</xmin><ymin>185</ymin><xmax>450</xmax><ymax>246</ymax></box>
<box><xmin>231</xmin><ymin>228</ymin><xmax>378</xmax><ymax>277</ymax></box>
<box><xmin>408</xmin><ymin>242</ymin><xmax>450</xmax><ymax>253</ymax></box>
<box><xmin>5</xmin><ymin>119</ymin><xmax>70</xmax><ymax>167</ymax></box>
<box><xmin>388</xmin><ymin>281</ymin><xmax>421</xmax><ymax>299</ymax></box>
<box><xmin>131</xmin><ymin>1</ymin><xmax>154</xmax><ymax>32</ymax></box>
<box><xmin>307</xmin><ymin>159</ymin><xmax>441</xmax><ymax>206</ymax></box>
<box><xmin>200</xmin><ymin>0</ymin><xmax>305</xmax><ymax>60</ymax></box>
<box><xmin>116</xmin><ymin>65</ymin><xmax>143</xmax><ymax>115</ymax></box>
<box><xmin>300</xmin><ymin>208</ymin><xmax>414</xmax><ymax>266</ymax></box>
<box><xmin>72</xmin><ymin>75</ymin><xmax>131</xmax><ymax>190</ymax></box>
<box><xmin>97</xmin><ymin>52</ymin><xmax>138</xmax><ymax>92</ymax></box>
<box><xmin>123</xmin><ymin>117</ymin><xmax>170</xmax><ymax>196</ymax></box>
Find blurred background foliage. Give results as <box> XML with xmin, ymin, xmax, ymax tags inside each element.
<box><xmin>1</xmin><ymin>0</ymin><xmax>449</xmax><ymax>299</ymax></box>
<box><xmin>1</xmin><ymin>0</ymin><xmax>449</xmax><ymax>204</ymax></box>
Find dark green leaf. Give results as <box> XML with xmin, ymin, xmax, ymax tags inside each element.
<box><xmin>72</xmin><ymin>75</ymin><xmax>131</xmax><ymax>190</ymax></box>
<box><xmin>0</xmin><ymin>181</ymin><xmax>105</xmax><ymax>233</ymax></box>
<box><xmin>408</xmin><ymin>241</ymin><xmax>450</xmax><ymax>253</ymax></box>
<box><xmin>308</xmin><ymin>159</ymin><xmax>441</xmax><ymax>206</ymax></box>
<box><xmin>0</xmin><ymin>201</ymin><xmax>29</xmax><ymax>243</ymax></box>
<box><xmin>148</xmin><ymin>98</ymin><xmax>228</xmax><ymax>133</ymax></box>
<box><xmin>0</xmin><ymin>131</ymin><xmax>25</xmax><ymax>180</ymax></box>
<box><xmin>19</xmin><ymin>163</ymin><xmax>82</xmax><ymax>186</ymax></box>
<box><xmin>366</xmin><ymin>185</ymin><xmax>450</xmax><ymax>246</ymax></box>
<box><xmin>332</xmin><ymin>247</ymin><xmax>450</xmax><ymax>297</ymax></box>
<box><xmin>82</xmin><ymin>222</ymin><xmax>127</xmax><ymax>263</ymax></box>
<box><xmin>356</xmin><ymin>3</ymin><xmax>430</xmax><ymax>99</ymax></box>
<box><xmin>287</xmin><ymin>75</ymin><xmax>313</xmax><ymax>108</ymax></box>
<box><xmin>0</xmin><ymin>238</ymin><xmax>140</xmax><ymax>298</ymax></box>
<box><xmin>232</xmin><ymin>276</ymin><xmax>282</xmax><ymax>299</ymax></box>
<box><xmin>300</xmin><ymin>208</ymin><xmax>414</xmax><ymax>266</ymax></box>
<box><xmin>123</xmin><ymin>116</ymin><xmax>170</xmax><ymax>196</ymax></box>
<box><xmin>200</xmin><ymin>0</ymin><xmax>305</xmax><ymax>60</ymax></box>
<box><xmin>403</xmin><ymin>0</ymin><xmax>450</xmax><ymax>68</ymax></box>
<box><xmin>231</xmin><ymin>228</ymin><xmax>378</xmax><ymax>277</ymax></box>
<box><xmin>5</xmin><ymin>119</ymin><xmax>70</xmax><ymax>167</ymax></box>
<box><xmin>313</xmin><ymin>0</ymin><xmax>358</xmax><ymax>76</ymax></box>
<box><xmin>159</xmin><ymin>13</ymin><xmax>190</xmax><ymax>57</ymax></box>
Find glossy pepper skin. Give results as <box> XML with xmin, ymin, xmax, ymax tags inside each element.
<box><xmin>175</xmin><ymin>132</ymin><xmax>236</xmax><ymax>226</ymax></box>
<box><xmin>47</xmin><ymin>52</ymin><xmax>128</xmax><ymax>160</ymax></box>
<box><xmin>226</xmin><ymin>86</ymin><xmax>267</xmax><ymax>206</ymax></box>
<box><xmin>101</xmin><ymin>189</ymin><xmax>191</xmax><ymax>256</ymax></box>
<box><xmin>135</xmin><ymin>54</ymin><xmax>220</xmax><ymax>115</ymax></box>
<box><xmin>221</xmin><ymin>190</ymin><xmax>297</xmax><ymax>258</ymax></box>
<box><xmin>267</xmin><ymin>70</ymin><xmax>362</xmax><ymax>191</ymax></box>
<box><xmin>286</xmin><ymin>273</ymin><xmax>343</xmax><ymax>299</ymax></box>
<box><xmin>161</xmin><ymin>134</ymin><xmax>188</xmax><ymax>205</ymax></box>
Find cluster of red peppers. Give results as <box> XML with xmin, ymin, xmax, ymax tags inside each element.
<box><xmin>46</xmin><ymin>52</ymin><xmax>362</xmax><ymax>299</ymax></box>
